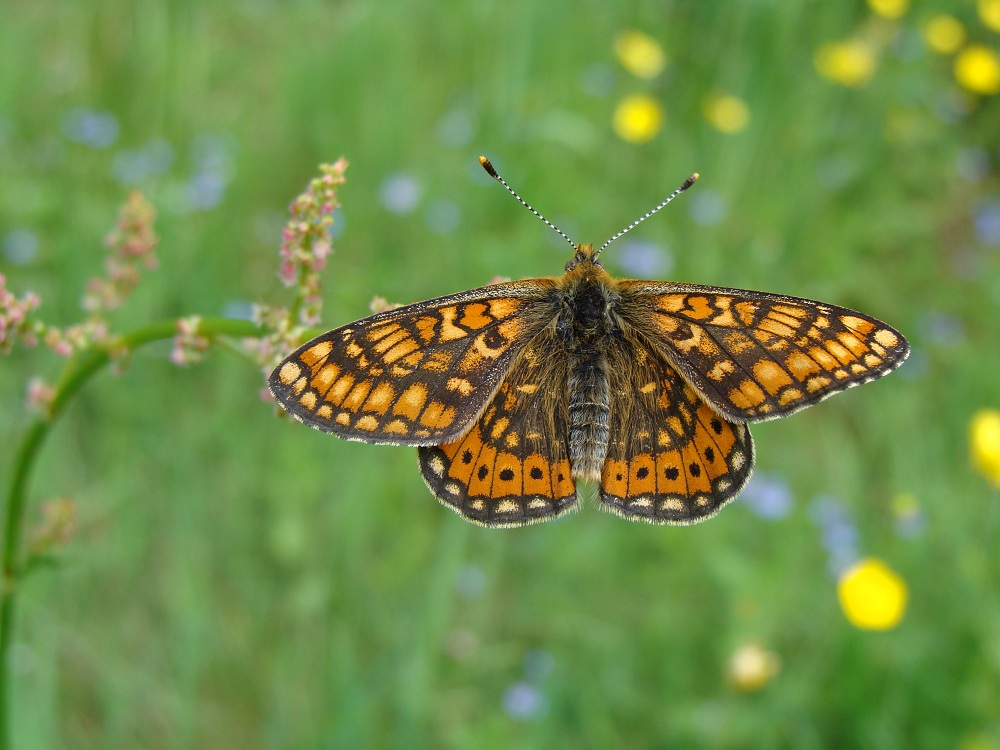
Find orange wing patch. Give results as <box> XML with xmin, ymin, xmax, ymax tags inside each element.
<box><xmin>619</xmin><ymin>282</ymin><xmax>910</xmax><ymax>422</ymax></box>
<box><xmin>418</xmin><ymin>330</ymin><xmax>576</xmax><ymax>527</ymax></box>
<box><xmin>269</xmin><ymin>285</ymin><xmax>550</xmax><ymax>446</ymax></box>
<box><xmin>601</xmin><ymin>347</ymin><xmax>754</xmax><ymax>525</ymax></box>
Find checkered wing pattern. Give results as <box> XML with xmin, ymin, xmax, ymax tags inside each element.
<box><xmin>618</xmin><ymin>282</ymin><xmax>910</xmax><ymax>423</ymax></box>
<box><xmin>419</xmin><ymin>325</ymin><xmax>577</xmax><ymax>527</ymax></box>
<box><xmin>600</xmin><ymin>336</ymin><xmax>754</xmax><ymax>524</ymax></box>
<box><xmin>268</xmin><ymin>282</ymin><xmax>555</xmax><ymax>446</ymax></box>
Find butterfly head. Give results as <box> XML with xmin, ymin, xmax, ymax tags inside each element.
<box><xmin>566</xmin><ymin>243</ymin><xmax>603</xmax><ymax>272</ymax></box>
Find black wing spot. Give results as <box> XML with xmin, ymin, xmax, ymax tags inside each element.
<box><xmin>482</xmin><ymin>328</ymin><xmax>505</xmax><ymax>349</ymax></box>
<box><xmin>705</xmin><ymin>447</ymin><xmax>715</xmax><ymax>463</ymax></box>
<box><xmin>477</xmin><ymin>465</ymin><xmax>489</xmax><ymax>481</ymax></box>
<box><xmin>689</xmin><ymin>462</ymin><xmax>702</xmax><ymax>478</ymax></box>
<box><xmin>461</xmin><ymin>450</ymin><xmax>473</xmax><ymax>464</ymax></box>
<box><xmin>665</xmin><ymin>467</ymin><xmax>679</xmax><ymax>480</ymax></box>
<box><xmin>530</xmin><ymin>467</ymin><xmax>544</xmax><ymax>480</ymax></box>
<box><xmin>710</xmin><ymin>418</ymin><xmax>724</xmax><ymax>435</ymax></box>
<box><xmin>499</xmin><ymin>468</ymin><xmax>515</xmax><ymax>481</ymax></box>
<box><xmin>636</xmin><ymin>466</ymin><xmax>649</xmax><ymax>479</ymax></box>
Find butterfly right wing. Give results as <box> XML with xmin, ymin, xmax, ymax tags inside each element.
<box><xmin>268</xmin><ymin>281</ymin><xmax>556</xmax><ymax>446</ymax></box>
<box><xmin>617</xmin><ymin>281</ymin><xmax>910</xmax><ymax>423</ymax></box>
<box><xmin>600</xmin><ymin>334</ymin><xmax>755</xmax><ymax>525</ymax></box>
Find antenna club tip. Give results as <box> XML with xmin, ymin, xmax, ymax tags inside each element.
<box><xmin>680</xmin><ymin>173</ymin><xmax>700</xmax><ymax>191</ymax></box>
<box><xmin>478</xmin><ymin>155</ymin><xmax>499</xmax><ymax>178</ymax></box>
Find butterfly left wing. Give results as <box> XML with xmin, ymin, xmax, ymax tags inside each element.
<box><xmin>617</xmin><ymin>281</ymin><xmax>910</xmax><ymax>422</ymax></box>
<box><xmin>269</xmin><ymin>282</ymin><xmax>555</xmax><ymax>446</ymax></box>
<box><xmin>419</xmin><ymin>325</ymin><xmax>577</xmax><ymax>527</ymax></box>
<box><xmin>600</xmin><ymin>336</ymin><xmax>755</xmax><ymax>524</ymax></box>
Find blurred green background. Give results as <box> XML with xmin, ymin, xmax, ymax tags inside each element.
<box><xmin>2</xmin><ymin>0</ymin><xmax>1000</xmax><ymax>748</ymax></box>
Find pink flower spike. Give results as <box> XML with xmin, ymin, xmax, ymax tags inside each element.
<box><xmin>274</xmin><ymin>158</ymin><xmax>348</xmax><ymax>323</ymax></box>
<box><xmin>86</xmin><ymin>191</ymin><xmax>160</xmax><ymax>314</ymax></box>
<box><xmin>1</xmin><ymin>278</ymin><xmax>45</xmax><ymax>354</ymax></box>
<box><xmin>26</xmin><ymin>377</ymin><xmax>56</xmax><ymax>413</ymax></box>
<box><xmin>171</xmin><ymin>315</ymin><xmax>209</xmax><ymax>367</ymax></box>
<box><xmin>313</xmin><ymin>240</ymin><xmax>332</xmax><ymax>260</ymax></box>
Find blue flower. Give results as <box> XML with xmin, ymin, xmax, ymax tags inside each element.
<box><xmin>2</xmin><ymin>229</ymin><xmax>39</xmax><ymax>266</ymax></box>
<box><xmin>809</xmin><ymin>495</ymin><xmax>860</xmax><ymax>575</ymax></box>
<box><xmin>503</xmin><ymin>681</ymin><xmax>544</xmax><ymax>720</ymax></box>
<box><xmin>616</xmin><ymin>239</ymin><xmax>673</xmax><ymax>278</ymax></box>
<box><xmin>973</xmin><ymin>200</ymin><xmax>1000</xmax><ymax>247</ymax></box>
<box><xmin>741</xmin><ymin>472</ymin><xmax>793</xmax><ymax>520</ymax></box>
<box><xmin>380</xmin><ymin>173</ymin><xmax>422</xmax><ymax>215</ymax></box>
<box><xmin>62</xmin><ymin>108</ymin><xmax>119</xmax><ymax>149</ymax></box>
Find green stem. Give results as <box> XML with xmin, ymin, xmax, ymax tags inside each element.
<box><xmin>0</xmin><ymin>315</ymin><xmax>264</xmax><ymax>750</ymax></box>
<box><xmin>287</xmin><ymin>264</ymin><xmax>309</xmax><ymax>325</ymax></box>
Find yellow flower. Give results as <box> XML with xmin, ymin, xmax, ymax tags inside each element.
<box><xmin>613</xmin><ymin>95</ymin><xmax>664</xmax><ymax>143</ymax></box>
<box><xmin>614</xmin><ymin>30</ymin><xmax>667</xmax><ymax>79</ymax></box>
<box><xmin>923</xmin><ymin>15</ymin><xmax>966</xmax><ymax>55</ymax></box>
<box><xmin>955</xmin><ymin>45</ymin><xmax>1000</xmax><ymax>95</ymax></box>
<box><xmin>979</xmin><ymin>0</ymin><xmax>1000</xmax><ymax>33</ymax></box>
<box><xmin>814</xmin><ymin>40</ymin><xmax>877</xmax><ymax>87</ymax></box>
<box><xmin>838</xmin><ymin>558</ymin><xmax>908</xmax><ymax>630</ymax></box>
<box><xmin>727</xmin><ymin>642</ymin><xmax>781</xmax><ymax>691</ymax></box>
<box><xmin>703</xmin><ymin>93</ymin><xmax>750</xmax><ymax>134</ymax></box>
<box><xmin>867</xmin><ymin>0</ymin><xmax>908</xmax><ymax>19</ymax></box>
<box><xmin>970</xmin><ymin>409</ymin><xmax>1000</xmax><ymax>487</ymax></box>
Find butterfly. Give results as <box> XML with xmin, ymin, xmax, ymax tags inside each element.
<box><xmin>269</xmin><ymin>156</ymin><xmax>909</xmax><ymax>528</ymax></box>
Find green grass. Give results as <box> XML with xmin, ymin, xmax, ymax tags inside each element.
<box><xmin>3</xmin><ymin>1</ymin><xmax>1000</xmax><ymax>748</ymax></box>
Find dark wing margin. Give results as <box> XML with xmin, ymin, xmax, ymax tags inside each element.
<box><xmin>616</xmin><ymin>281</ymin><xmax>910</xmax><ymax>423</ymax></box>
<box><xmin>268</xmin><ymin>281</ymin><xmax>555</xmax><ymax>446</ymax></box>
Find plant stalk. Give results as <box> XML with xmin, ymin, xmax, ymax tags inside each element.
<box><xmin>0</xmin><ymin>316</ymin><xmax>263</xmax><ymax>750</ymax></box>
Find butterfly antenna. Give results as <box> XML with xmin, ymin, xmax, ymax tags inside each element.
<box><xmin>479</xmin><ymin>155</ymin><xmax>577</xmax><ymax>250</ymax></box>
<box><xmin>595</xmin><ymin>173</ymin><xmax>700</xmax><ymax>260</ymax></box>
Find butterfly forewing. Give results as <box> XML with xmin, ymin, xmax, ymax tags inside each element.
<box><xmin>419</xmin><ymin>325</ymin><xmax>577</xmax><ymax>527</ymax></box>
<box><xmin>617</xmin><ymin>282</ymin><xmax>910</xmax><ymax>423</ymax></box>
<box><xmin>268</xmin><ymin>282</ymin><xmax>555</xmax><ymax>446</ymax></box>
<box><xmin>600</xmin><ymin>336</ymin><xmax>754</xmax><ymax>524</ymax></box>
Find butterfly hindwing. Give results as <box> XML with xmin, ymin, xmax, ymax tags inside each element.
<box><xmin>617</xmin><ymin>281</ymin><xmax>910</xmax><ymax>423</ymax></box>
<box><xmin>268</xmin><ymin>282</ymin><xmax>555</xmax><ymax>446</ymax></box>
<box><xmin>419</xmin><ymin>325</ymin><xmax>577</xmax><ymax>527</ymax></box>
<box><xmin>600</xmin><ymin>336</ymin><xmax>754</xmax><ymax>524</ymax></box>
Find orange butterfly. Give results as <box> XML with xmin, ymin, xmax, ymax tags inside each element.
<box><xmin>270</xmin><ymin>157</ymin><xmax>909</xmax><ymax>527</ymax></box>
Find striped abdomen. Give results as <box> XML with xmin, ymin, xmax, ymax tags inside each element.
<box><xmin>567</xmin><ymin>352</ymin><xmax>610</xmax><ymax>480</ymax></box>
